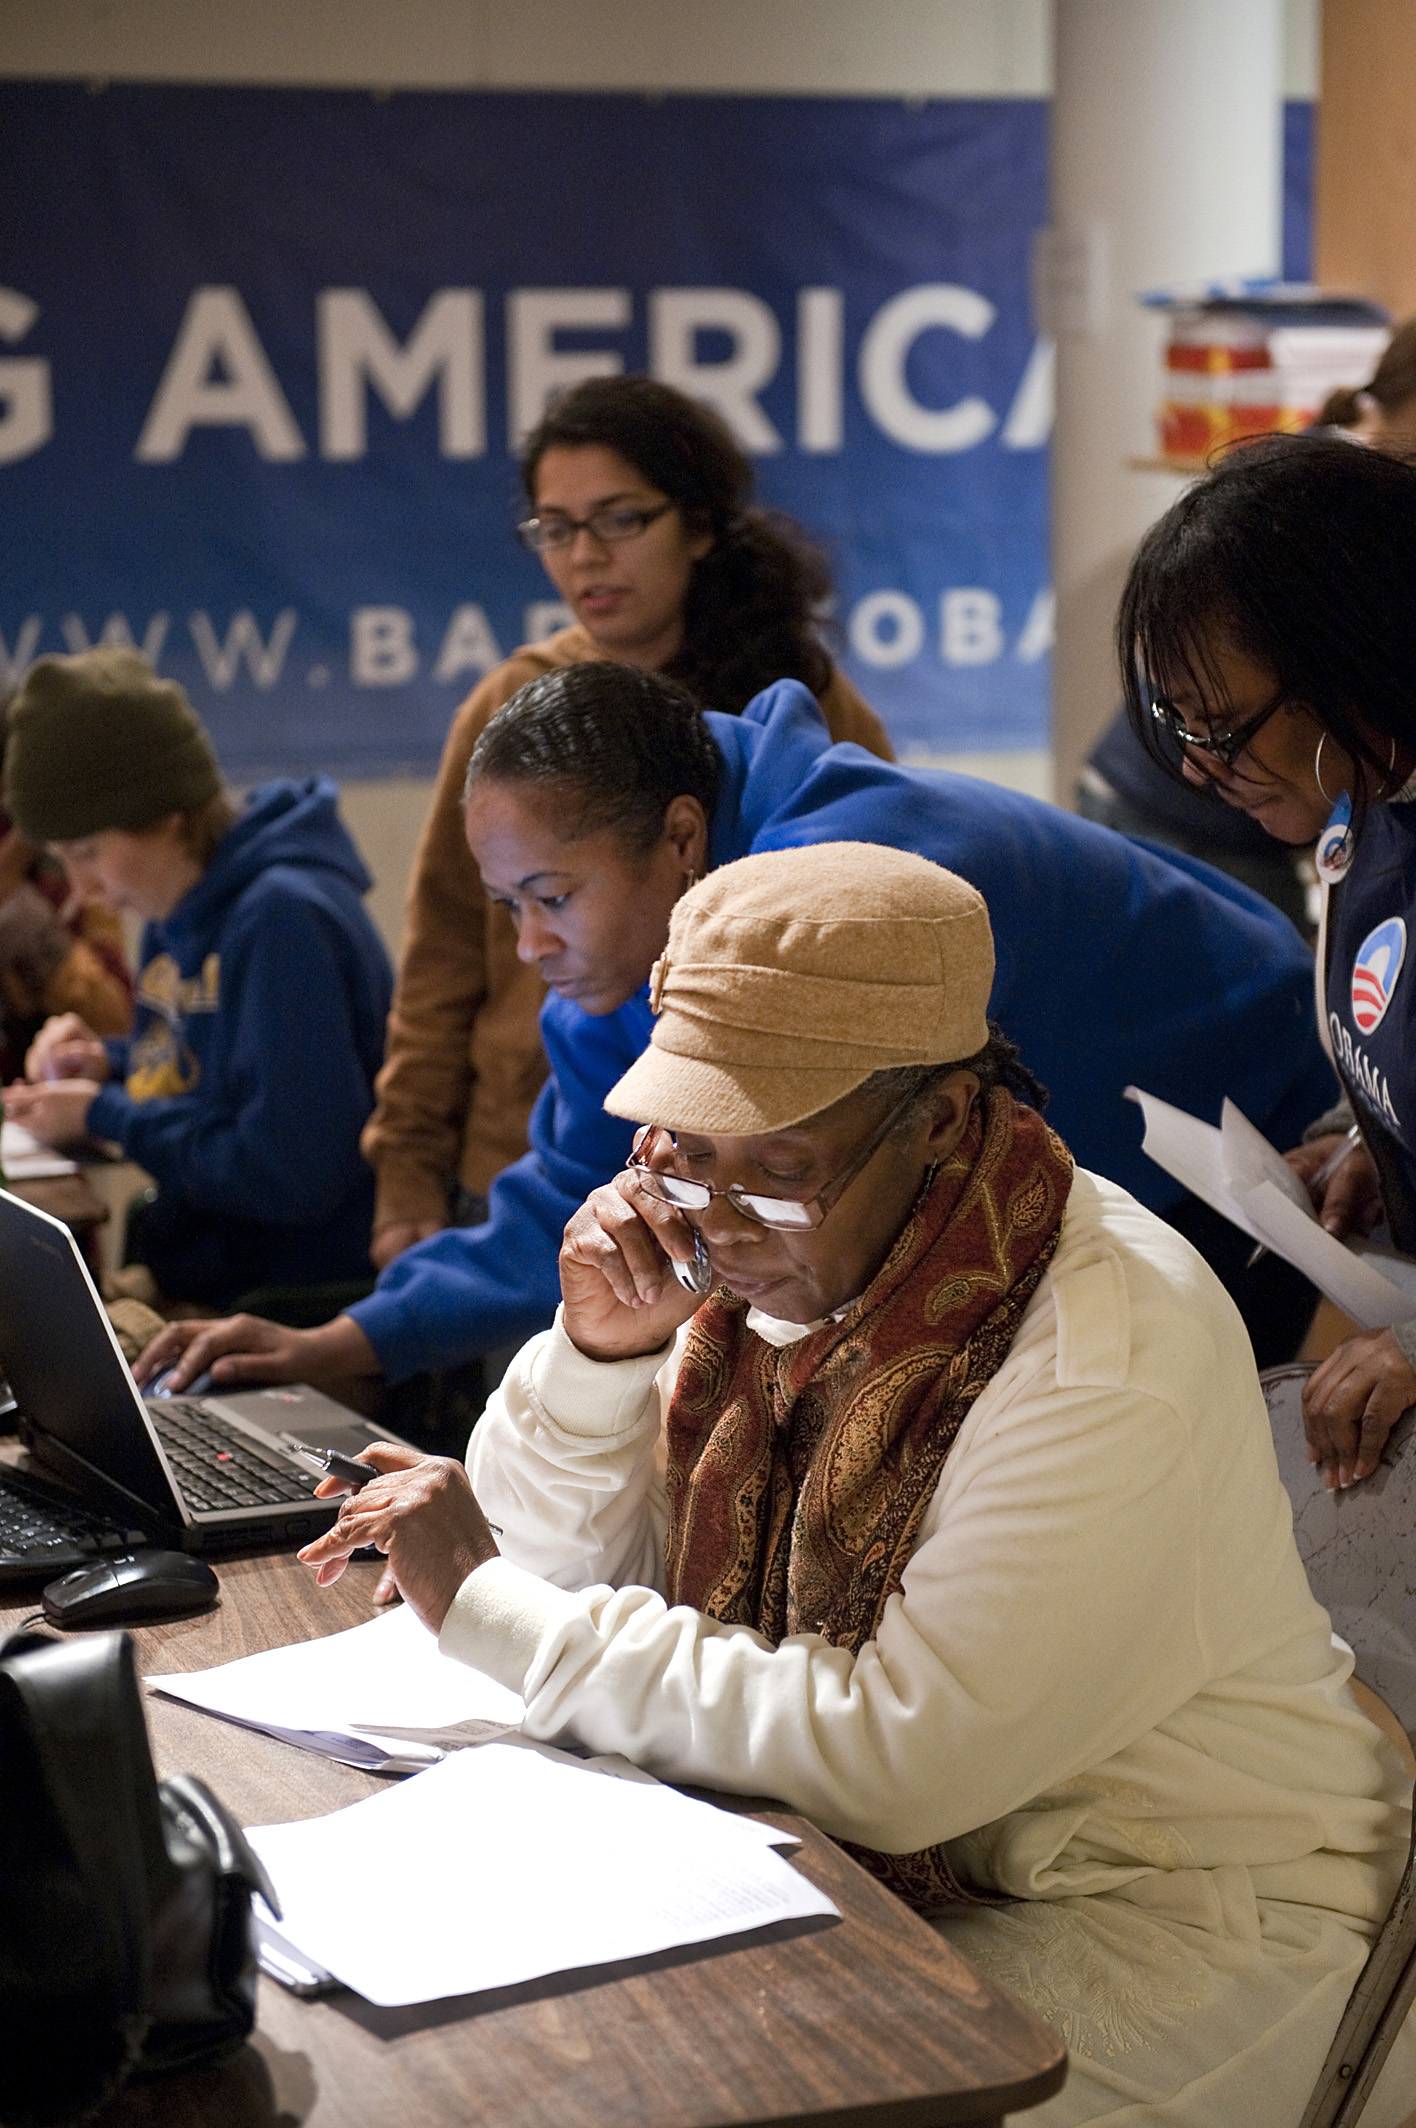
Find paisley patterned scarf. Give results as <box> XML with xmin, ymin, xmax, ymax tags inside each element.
<box><xmin>662</xmin><ymin>1088</ymin><xmax>1074</xmax><ymax>1911</ymax></box>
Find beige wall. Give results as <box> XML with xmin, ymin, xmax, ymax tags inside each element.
<box><xmin>0</xmin><ymin>0</ymin><xmax>1319</xmax><ymax>97</ymax></box>
<box><xmin>3</xmin><ymin>1</ymin><xmax>1052</xmax><ymax>95</ymax></box>
<box><xmin>338</xmin><ymin>779</ymin><xmax>429</xmax><ymax>964</ymax></box>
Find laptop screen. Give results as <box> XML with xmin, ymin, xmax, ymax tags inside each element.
<box><xmin>0</xmin><ymin>1186</ymin><xmax>177</xmax><ymax>1520</ymax></box>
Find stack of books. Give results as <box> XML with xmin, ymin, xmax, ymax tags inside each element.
<box><xmin>1140</xmin><ymin>280</ymin><xmax>1389</xmax><ymax>464</ymax></box>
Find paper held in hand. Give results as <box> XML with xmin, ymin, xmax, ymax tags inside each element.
<box><xmin>1126</xmin><ymin>1088</ymin><xmax>1416</xmax><ymax>1330</ymax></box>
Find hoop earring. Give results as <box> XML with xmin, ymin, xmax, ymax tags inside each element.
<box><xmin>1313</xmin><ymin>732</ymin><xmax>1357</xmax><ymax>885</ymax></box>
<box><xmin>1314</xmin><ymin>732</ymin><xmax>1340</xmax><ymax>805</ymax></box>
<box><xmin>1380</xmin><ymin>733</ymin><xmax>1399</xmax><ymax>798</ymax></box>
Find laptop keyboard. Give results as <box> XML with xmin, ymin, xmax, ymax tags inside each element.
<box><xmin>0</xmin><ymin>1470</ymin><xmax>144</xmax><ymax>1584</ymax></box>
<box><xmin>150</xmin><ymin>1400</ymin><xmax>322</xmax><ymax>1514</ymax></box>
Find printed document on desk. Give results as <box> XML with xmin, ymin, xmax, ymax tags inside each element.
<box><xmin>247</xmin><ymin>1736</ymin><xmax>838</xmax><ymax>2007</ymax></box>
<box><xmin>1127</xmin><ymin>1088</ymin><xmax>1416</xmax><ymax>1328</ymax></box>
<box><xmin>149</xmin><ymin>1603</ymin><xmax>524</xmax><ymax>1772</ymax></box>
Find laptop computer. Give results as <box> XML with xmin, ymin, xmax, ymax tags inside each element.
<box><xmin>0</xmin><ymin>1184</ymin><xmax>417</xmax><ymax>1556</ymax></box>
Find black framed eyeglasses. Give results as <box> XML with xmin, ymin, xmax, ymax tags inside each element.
<box><xmin>626</xmin><ymin>1086</ymin><xmax>919</xmax><ymax>1233</ymax></box>
<box><xmin>1148</xmin><ymin>689</ymin><xmax>1288</xmax><ymax>770</ymax></box>
<box><xmin>516</xmin><ymin>501</ymin><xmax>675</xmax><ymax>553</ymax></box>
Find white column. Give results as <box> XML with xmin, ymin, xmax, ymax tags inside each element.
<box><xmin>1047</xmin><ymin>0</ymin><xmax>1283</xmax><ymax>807</ymax></box>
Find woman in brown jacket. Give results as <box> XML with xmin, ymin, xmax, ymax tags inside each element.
<box><xmin>365</xmin><ymin>374</ymin><xmax>893</xmax><ymax>1270</ymax></box>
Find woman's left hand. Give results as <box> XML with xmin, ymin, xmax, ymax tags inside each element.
<box><xmin>3</xmin><ymin>1077</ymin><xmax>100</xmax><ymax>1146</ymax></box>
<box><xmin>296</xmin><ymin>1441</ymin><xmax>499</xmax><ymax>1634</ymax></box>
<box><xmin>1301</xmin><ymin>1329</ymin><xmax>1416</xmax><ymax>1488</ymax></box>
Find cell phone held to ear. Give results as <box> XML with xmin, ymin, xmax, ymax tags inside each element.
<box><xmin>671</xmin><ymin>1229</ymin><xmax>713</xmax><ymax>1297</ymax></box>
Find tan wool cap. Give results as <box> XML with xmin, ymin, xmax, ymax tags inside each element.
<box><xmin>603</xmin><ymin>841</ymin><xmax>995</xmax><ymax>1135</ymax></box>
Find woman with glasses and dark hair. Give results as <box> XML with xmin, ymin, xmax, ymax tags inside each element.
<box><xmin>135</xmin><ymin>659</ymin><xmax>1335</xmax><ymax>1404</ymax></box>
<box><xmin>1119</xmin><ymin>431</ymin><xmax>1416</xmax><ymax>1490</ymax></box>
<box><xmin>1086</xmin><ymin>322</ymin><xmax>1416</xmax><ymax>933</ymax></box>
<box><xmin>363</xmin><ymin>374</ymin><xmax>890</xmax><ymax>1275</ymax></box>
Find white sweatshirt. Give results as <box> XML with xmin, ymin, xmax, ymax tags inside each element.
<box><xmin>441</xmin><ymin>1167</ymin><xmax>1408</xmax><ymax>1931</ymax></box>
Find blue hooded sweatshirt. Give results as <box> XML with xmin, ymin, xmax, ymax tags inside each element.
<box><xmin>87</xmin><ymin>776</ymin><xmax>392</xmax><ymax>1305</ymax></box>
<box><xmin>351</xmin><ymin>682</ymin><xmax>1335</xmax><ymax>1382</ymax></box>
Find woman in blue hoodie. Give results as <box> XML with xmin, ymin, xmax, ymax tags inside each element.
<box><xmin>134</xmin><ymin>660</ymin><xmax>1336</xmax><ymax>1398</ymax></box>
<box><xmin>3</xmin><ymin>648</ymin><xmax>392</xmax><ymax>1306</ymax></box>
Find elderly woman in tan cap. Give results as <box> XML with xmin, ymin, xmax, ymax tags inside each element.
<box><xmin>301</xmin><ymin>840</ymin><xmax>1415</xmax><ymax>2126</ymax></box>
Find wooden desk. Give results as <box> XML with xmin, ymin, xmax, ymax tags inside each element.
<box><xmin>1</xmin><ymin>1556</ymin><xmax>1067</xmax><ymax>2128</ymax></box>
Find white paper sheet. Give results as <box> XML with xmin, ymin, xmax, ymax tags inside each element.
<box><xmin>1126</xmin><ymin>1087</ymin><xmax>1416</xmax><ymax>1328</ymax></box>
<box><xmin>1</xmin><ymin>1120</ymin><xmax>78</xmax><ymax>1179</ymax></box>
<box><xmin>149</xmin><ymin>1602</ymin><xmax>525</xmax><ymax>1766</ymax></box>
<box><xmin>249</xmin><ymin>1737</ymin><xmax>836</xmax><ymax>2006</ymax></box>
<box><xmin>1216</xmin><ymin>1099</ymin><xmax>1315</xmax><ymax>1216</ymax></box>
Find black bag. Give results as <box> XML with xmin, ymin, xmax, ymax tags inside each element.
<box><xmin>0</xmin><ymin>1628</ymin><xmax>277</xmax><ymax>2127</ymax></box>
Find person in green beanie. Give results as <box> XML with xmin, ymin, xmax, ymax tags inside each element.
<box><xmin>3</xmin><ymin>648</ymin><xmax>393</xmax><ymax>1307</ymax></box>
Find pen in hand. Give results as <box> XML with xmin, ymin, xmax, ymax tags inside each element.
<box><xmin>1245</xmin><ymin>1123</ymin><xmax>1363</xmax><ymax>1270</ymax></box>
<box><xmin>286</xmin><ymin>1441</ymin><xmax>379</xmax><ymax>1491</ymax></box>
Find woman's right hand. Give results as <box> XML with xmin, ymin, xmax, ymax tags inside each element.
<box><xmin>1284</xmin><ymin>1134</ymin><xmax>1383</xmax><ymax>1238</ymax></box>
<box><xmin>560</xmin><ymin>1172</ymin><xmax>707</xmax><ymax>1363</ymax></box>
<box><xmin>369</xmin><ymin>1217</ymin><xmax>445</xmax><ymax>1272</ymax></box>
<box><xmin>25</xmin><ymin>1012</ymin><xmax>109</xmax><ymax>1085</ymax></box>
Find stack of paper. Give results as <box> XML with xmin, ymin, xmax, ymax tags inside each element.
<box><xmin>248</xmin><ymin>1736</ymin><xmax>839</xmax><ymax>2006</ymax></box>
<box><xmin>1</xmin><ymin>1120</ymin><xmax>78</xmax><ymax>1181</ymax></box>
<box><xmin>1127</xmin><ymin>1088</ymin><xmax>1416</xmax><ymax>1328</ymax></box>
<box><xmin>149</xmin><ymin>1604</ymin><xmax>524</xmax><ymax>1772</ymax></box>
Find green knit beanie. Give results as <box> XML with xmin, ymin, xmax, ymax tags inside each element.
<box><xmin>5</xmin><ymin>649</ymin><xmax>222</xmax><ymax>842</ymax></box>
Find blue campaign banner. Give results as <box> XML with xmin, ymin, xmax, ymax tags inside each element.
<box><xmin>0</xmin><ymin>85</ymin><xmax>1310</xmax><ymax>779</ymax></box>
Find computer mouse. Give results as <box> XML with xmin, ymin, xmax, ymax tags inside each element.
<box><xmin>145</xmin><ymin>1366</ymin><xmax>218</xmax><ymax>1399</ymax></box>
<box><xmin>41</xmin><ymin>1550</ymin><xmax>220</xmax><ymax>1629</ymax></box>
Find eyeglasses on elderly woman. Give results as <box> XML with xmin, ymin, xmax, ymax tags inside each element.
<box><xmin>626</xmin><ymin>1082</ymin><xmax>921</xmax><ymax>1233</ymax></box>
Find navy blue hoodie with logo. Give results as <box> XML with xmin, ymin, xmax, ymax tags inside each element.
<box><xmin>350</xmin><ymin>681</ymin><xmax>1335</xmax><ymax>1383</ymax></box>
<box><xmin>86</xmin><ymin>776</ymin><xmax>392</xmax><ymax>1305</ymax></box>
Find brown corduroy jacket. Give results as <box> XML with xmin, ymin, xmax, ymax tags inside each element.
<box><xmin>361</xmin><ymin>626</ymin><xmax>894</xmax><ymax>1235</ymax></box>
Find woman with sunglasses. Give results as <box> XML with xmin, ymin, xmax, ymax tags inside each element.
<box><xmin>135</xmin><ymin>658</ymin><xmax>1334</xmax><ymax>1402</ymax></box>
<box><xmin>1120</xmin><ymin>432</ymin><xmax>1416</xmax><ymax>1490</ymax></box>
<box><xmin>300</xmin><ymin>844</ymin><xmax>1416</xmax><ymax>2128</ymax></box>
<box><xmin>365</xmin><ymin>374</ymin><xmax>890</xmax><ymax>1275</ymax></box>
